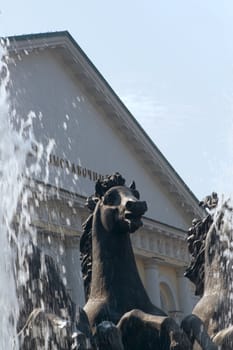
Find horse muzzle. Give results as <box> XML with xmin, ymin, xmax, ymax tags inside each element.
<box><xmin>125</xmin><ymin>200</ymin><xmax>148</xmax><ymax>217</ymax></box>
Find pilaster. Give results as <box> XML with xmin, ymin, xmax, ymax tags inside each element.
<box><xmin>176</xmin><ymin>268</ymin><xmax>194</xmax><ymax>317</ymax></box>
<box><xmin>144</xmin><ymin>261</ymin><xmax>161</xmax><ymax>307</ymax></box>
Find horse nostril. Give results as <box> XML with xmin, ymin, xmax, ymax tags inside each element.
<box><xmin>125</xmin><ymin>200</ymin><xmax>148</xmax><ymax>214</ymax></box>
<box><xmin>126</xmin><ymin>200</ymin><xmax>134</xmax><ymax>211</ymax></box>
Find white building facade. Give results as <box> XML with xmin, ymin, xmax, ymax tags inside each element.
<box><xmin>7</xmin><ymin>32</ymin><xmax>203</xmax><ymax>322</ymax></box>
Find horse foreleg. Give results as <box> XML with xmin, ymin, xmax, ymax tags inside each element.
<box><xmin>118</xmin><ymin>309</ymin><xmax>192</xmax><ymax>350</ymax></box>
<box><xmin>212</xmin><ymin>325</ymin><xmax>233</xmax><ymax>348</ymax></box>
<box><xmin>181</xmin><ymin>314</ymin><xmax>217</xmax><ymax>350</ymax></box>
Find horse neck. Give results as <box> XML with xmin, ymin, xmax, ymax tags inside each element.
<box><xmin>89</xmin><ymin>206</ymin><xmax>148</xmax><ymax>300</ymax></box>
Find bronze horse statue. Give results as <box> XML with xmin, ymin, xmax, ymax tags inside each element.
<box><xmin>80</xmin><ymin>173</ymin><xmax>216</xmax><ymax>350</ymax></box>
<box><xmin>184</xmin><ymin>194</ymin><xmax>233</xmax><ymax>349</ymax></box>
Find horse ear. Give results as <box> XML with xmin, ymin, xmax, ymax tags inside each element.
<box><xmin>130</xmin><ymin>181</ymin><xmax>140</xmax><ymax>199</ymax></box>
<box><xmin>129</xmin><ymin>181</ymin><xmax>136</xmax><ymax>190</ymax></box>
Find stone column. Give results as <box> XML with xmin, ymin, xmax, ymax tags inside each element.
<box><xmin>145</xmin><ymin>261</ymin><xmax>161</xmax><ymax>307</ymax></box>
<box><xmin>177</xmin><ymin>268</ymin><xmax>194</xmax><ymax>317</ymax></box>
<box><xmin>65</xmin><ymin>236</ymin><xmax>85</xmax><ymax>307</ymax></box>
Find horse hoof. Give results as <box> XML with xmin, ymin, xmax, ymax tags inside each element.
<box><xmin>96</xmin><ymin>321</ymin><xmax>124</xmax><ymax>350</ymax></box>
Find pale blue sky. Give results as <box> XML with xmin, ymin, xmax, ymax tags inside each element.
<box><xmin>1</xmin><ymin>0</ymin><xmax>233</xmax><ymax>199</ymax></box>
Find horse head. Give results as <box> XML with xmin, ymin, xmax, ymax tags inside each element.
<box><xmin>184</xmin><ymin>193</ymin><xmax>221</xmax><ymax>297</ymax></box>
<box><xmin>98</xmin><ymin>183</ymin><xmax>147</xmax><ymax>234</ymax></box>
<box><xmin>86</xmin><ymin>173</ymin><xmax>147</xmax><ymax>235</ymax></box>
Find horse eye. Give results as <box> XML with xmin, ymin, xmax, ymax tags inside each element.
<box><xmin>103</xmin><ymin>192</ymin><xmax>120</xmax><ymax>206</ymax></box>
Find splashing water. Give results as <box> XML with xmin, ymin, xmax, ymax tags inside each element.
<box><xmin>202</xmin><ymin>198</ymin><xmax>233</xmax><ymax>347</ymax></box>
<box><xmin>215</xmin><ymin>199</ymin><xmax>233</xmax><ymax>330</ymax></box>
<box><xmin>0</xmin><ymin>40</ymin><xmax>41</xmax><ymax>348</ymax></box>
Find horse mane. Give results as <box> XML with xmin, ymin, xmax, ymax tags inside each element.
<box><xmin>80</xmin><ymin>213</ymin><xmax>94</xmax><ymax>302</ymax></box>
<box><xmin>80</xmin><ymin>173</ymin><xmax>140</xmax><ymax>301</ymax></box>
<box><xmin>184</xmin><ymin>214</ymin><xmax>213</xmax><ymax>296</ymax></box>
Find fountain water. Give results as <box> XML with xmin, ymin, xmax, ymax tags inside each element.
<box><xmin>0</xmin><ymin>38</ymin><xmax>91</xmax><ymax>350</ymax></box>
<box><xmin>0</xmin><ymin>40</ymin><xmax>42</xmax><ymax>349</ymax></box>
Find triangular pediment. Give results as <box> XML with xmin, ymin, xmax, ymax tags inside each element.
<box><xmin>7</xmin><ymin>31</ymin><xmax>203</xmax><ymax>230</ymax></box>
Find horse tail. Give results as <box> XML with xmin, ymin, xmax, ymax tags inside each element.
<box><xmin>80</xmin><ymin>213</ymin><xmax>93</xmax><ymax>301</ymax></box>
